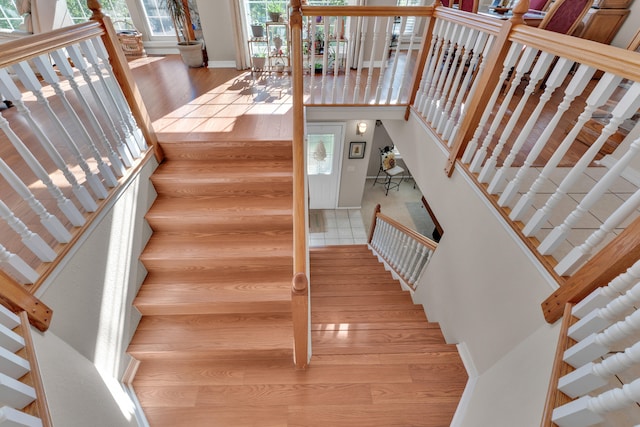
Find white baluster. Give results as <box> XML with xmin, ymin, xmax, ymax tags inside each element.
<box><xmin>414</xmin><ymin>18</ymin><xmax>442</xmax><ymax>111</ymax></box>
<box><xmin>556</xmin><ymin>183</ymin><xmax>640</xmax><ymax>275</ymax></box>
<box><xmin>0</xmin><ymin>111</ymin><xmax>83</xmax><ymax>229</ymax></box>
<box><xmin>446</xmin><ymin>33</ymin><xmax>493</xmax><ymax>143</ymax></box>
<box><xmin>374</xmin><ymin>17</ymin><xmax>394</xmax><ymax>104</ymax></box>
<box><xmin>559</xmin><ymin>340</ymin><xmax>640</xmax><ymax>398</ymax></box>
<box><xmin>564</xmin><ymin>307</ymin><xmax>640</xmax><ymax>368</ymax></box>
<box><xmin>519</xmin><ymin>73</ymin><xmax>623</xmax><ymax>235</ymax></box>
<box><xmin>320</xmin><ymin>18</ymin><xmax>330</xmax><ymax>104</ymax></box>
<box><xmin>0</xmin><ymin>199</ymin><xmax>56</xmax><ymax>262</ymax></box>
<box><xmin>404</xmin><ymin>240</ymin><xmax>422</xmax><ymax>284</ymax></box>
<box><xmin>493</xmin><ymin>57</ymin><xmax>576</xmax><ymax>199</ymax></box>
<box><xmin>436</xmin><ymin>27</ymin><xmax>477</xmax><ymax>134</ymax></box>
<box><xmin>570</xmin><ymin>279</ymin><xmax>640</xmax><ymax>341</ymax></box>
<box><xmin>573</xmin><ymin>259</ymin><xmax>640</xmax><ymax>320</ymax></box>
<box><xmin>396</xmin><ymin>234</ymin><xmax>411</xmax><ymax>277</ymax></box>
<box><xmin>539</xmin><ymin>84</ymin><xmax>640</xmax><ymax>255</ymax></box>
<box><xmin>330</xmin><ymin>16</ymin><xmax>341</xmax><ymax>104</ymax></box>
<box><xmin>309</xmin><ymin>17</ymin><xmax>317</xmax><ymax>104</ymax></box>
<box><xmin>32</xmin><ymin>54</ymin><xmax>116</xmax><ymax>192</ymax></box>
<box><xmin>418</xmin><ymin>21</ymin><xmax>451</xmax><ymax>116</ymax></box>
<box><xmin>79</xmin><ymin>39</ymin><xmax>142</xmax><ymax>159</ymax></box>
<box><xmin>65</xmin><ymin>44</ymin><xmax>134</xmax><ymax>168</ymax></box>
<box><xmin>90</xmin><ymin>37</ymin><xmax>147</xmax><ymax>152</ymax></box>
<box><xmin>425</xmin><ymin>23</ymin><xmax>459</xmax><ymax>123</ymax></box>
<box><xmin>0</xmin><ymin>158</ymin><xmax>70</xmax><ymax>243</ymax></box>
<box><xmin>363</xmin><ymin>17</ymin><xmax>381</xmax><ymax>103</ymax></box>
<box><xmin>461</xmin><ymin>42</ymin><xmax>523</xmax><ymax>164</ymax></box>
<box><xmin>353</xmin><ymin>16</ymin><xmax>368</xmax><ymax>103</ymax></box>
<box><xmin>385</xmin><ymin>16</ymin><xmax>407</xmax><ymax>104</ymax></box>
<box><xmin>481</xmin><ymin>50</ymin><xmax>554</xmax><ymax>187</ymax></box>
<box><xmin>395</xmin><ymin>16</ymin><xmax>421</xmax><ymax>105</ymax></box>
<box><xmin>428</xmin><ymin>25</ymin><xmax>467</xmax><ymax>125</ymax></box>
<box><xmin>409</xmin><ymin>246</ymin><xmax>430</xmax><ymax>285</ymax></box>
<box><xmin>0</xmin><ymin>244</ymin><xmax>38</xmax><ymax>285</ymax></box>
<box><xmin>50</xmin><ymin>48</ymin><xmax>126</xmax><ymax>179</ymax></box>
<box><xmin>470</xmin><ymin>45</ymin><xmax>536</xmax><ymax>174</ymax></box>
<box><xmin>341</xmin><ymin>23</ymin><xmax>356</xmax><ymax>103</ymax></box>
<box><xmin>552</xmin><ymin>376</ymin><xmax>640</xmax><ymax>427</ymax></box>
<box><xmin>11</xmin><ymin>62</ymin><xmax>102</xmax><ymax>210</ymax></box>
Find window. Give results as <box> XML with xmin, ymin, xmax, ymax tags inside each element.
<box><xmin>66</xmin><ymin>0</ymin><xmax>133</xmax><ymax>30</ymax></box>
<box><xmin>396</xmin><ymin>0</ymin><xmax>425</xmax><ymax>35</ymax></box>
<box><xmin>0</xmin><ymin>0</ymin><xmax>21</xmax><ymax>31</ymax></box>
<box><xmin>140</xmin><ymin>0</ymin><xmax>174</xmax><ymax>37</ymax></box>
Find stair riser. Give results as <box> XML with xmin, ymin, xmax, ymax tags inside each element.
<box><xmin>151</xmin><ymin>183</ymin><xmax>293</xmax><ymax>198</ymax></box>
<box><xmin>161</xmin><ymin>142</ymin><xmax>292</xmax><ymax>161</ymax></box>
<box><xmin>145</xmin><ymin>217</ymin><xmax>293</xmax><ymax>233</ymax></box>
<box><xmin>134</xmin><ymin>300</ymin><xmax>292</xmax><ymax>316</ymax></box>
<box><xmin>129</xmin><ymin>348</ymin><xmax>293</xmax><ymax>361</ymax></box>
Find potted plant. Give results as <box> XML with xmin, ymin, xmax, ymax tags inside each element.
<box><xmin>163</xmin><ymin>0</ymin><xmax>204</xmax><ymax>67</ymax></box>
<box><xmin>250</xmin><ymin>9</ymin><xmax>264</xmax><ymax>38</ymax></box>
<box><xmin>267</xmin><ymin>1</ymin><xmax>285</xmax><ymax>23</ymax></box>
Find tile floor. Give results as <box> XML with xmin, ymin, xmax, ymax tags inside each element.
<box><xmin>309</xmin><ymin>177</ymin><xmax>433</xmax><ymax>247</ymax></box>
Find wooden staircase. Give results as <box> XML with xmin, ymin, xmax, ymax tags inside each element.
<box><xmin>127</xmin><ymin>142</ymin><xmax>467</xmax><ymax>425</ymax></box>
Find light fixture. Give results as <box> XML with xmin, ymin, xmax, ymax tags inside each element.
<box><xmin>356</xmin><ymin>121</ymin><xmax>367</xmax><ymax>135</ymax></box>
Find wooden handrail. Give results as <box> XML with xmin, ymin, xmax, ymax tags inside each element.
<box><xmin>300</xmin><ymin>5</ymin><xmax>433</xmax><ymax>17</ymax></box>
<box><xmin>539</xmin><ymin>303</ymin><xmax>575</xmax><ymax>427</ymax></box>
<box><xmin>0</xmin><ymin>22</ymin><xmax>104</xmax><ymax>68</ymax></box>
<box><xmin>0</xmin><ymin>272</ymin><xmax>51</xmax><ymax>332</ymax></box>
<box><xmin>376</xmin><ymin>211</ymin><xmax>438</xmax><ymax>251</ymax></box>
<box><xmin>291</xmin><ymin>272</ymin><xmax>308</xmax><ymax>369</ymax></box>
<box><xmin>18</xmin><ymin>311</ymin><xmax>52</xmax><ymax>426</ymax></box>
<box><xmin>541</xmin><ymin>215</ymin><xmax>640</xmax><ymax>324</ymax></box>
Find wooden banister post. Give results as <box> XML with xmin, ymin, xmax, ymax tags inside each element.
<box><xmin>444</xmin><ymin>21</ymin><xmax>515</xmax><ymax>177</ymax></box>
<box><xmin>368</xmin><ymin>204</ymin><xmax>381</xmax><ymax>244</ymax></box>
<box><xmin>291</xmin><ymin>273</ymin><xmax>308</xmax><ymax>369</ymax></box>
<box><xmin>87</xmin><ymin>0</ymin><xmax>164</xmax><ymax>162</ymax></box>
<box><xmin>405</xmin><ymin>5</ymin><xmax>437</xmax><ymax>121</ymax></box>
<box><xmin>0</xmin><ymin>272</ymin><xmax>51</xmax><ymax>332</ymax></box>
<box><xmin>541</xmin><ymin>216</ymin><xmax>640</xmax><ymax>324</ymax></box>
<box><xmin>509</xmin><ymin>0</ymin><xmax>530</xmax><ymax>25</ymax></box>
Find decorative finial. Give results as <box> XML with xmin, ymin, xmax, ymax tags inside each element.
<box><xmin>510</xmin><ymin>0</ymin><xmax>530</xmax><ymax>25</ymax></box>
<box><xmin>87</xmin><ymin>0</ymin><xmax>105</xmax><ymax>20</ymax></box>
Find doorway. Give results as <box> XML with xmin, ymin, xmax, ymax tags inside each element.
<box><xmin>307</xmin><ymin>123</ymin><xmax>344</xmax><ymax>209</ymax></box>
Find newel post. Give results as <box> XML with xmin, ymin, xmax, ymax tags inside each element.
<box><xmin>87</xmin><ymin>0</ymin><xmax>163</xmax><ymax>162</ymax></box>
<box><xmin>291</xmin><ymin>273</ymin><xmax>309</xmax><ymax>369</ymax></box>
<box><xmin>368</xmin><ymin>204</ymin><xmax>381</xmax><ymax>244</ymax></box>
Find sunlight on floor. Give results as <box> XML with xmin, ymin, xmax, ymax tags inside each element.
<box><xmin>151</xmin><ymin>70</ymin><xmax>293</xmax><ymax>135</ymax></box>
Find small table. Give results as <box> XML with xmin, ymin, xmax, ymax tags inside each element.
<box><xmin>478</xmin><ymin>8</ymin><xmax>546</xmax><ymax>27</ymax></box>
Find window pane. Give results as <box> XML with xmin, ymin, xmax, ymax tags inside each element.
<box><xmin>0</xmin><ymin>0</ymin><xmax>22</xmax><ymax>31</ymax></box>
<box><xmin>142</xmin><ymin>0</ymin><xmax>174</xmax><ymax>36</ymax></box>
<box><xmin>307</xmin><ymin>134</ymin><xmax>335</xmax><ymax>175</ymax></box>
<box><xmin>66</xmin><ymin>0</ymin><xmax>132</xmax><ymax>28</ymax></box>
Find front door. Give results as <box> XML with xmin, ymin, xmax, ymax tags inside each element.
<box><xmin>307</xmin><ymin>124</ymin><xmax>344</xmax><ymax>209</ymax></box>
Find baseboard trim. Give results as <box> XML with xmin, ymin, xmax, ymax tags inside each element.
<box><xmin>450</xmin><ymin>342</ymin><xmax>479</xmax><ymax>427</ymax></box>
<box><xmin>207</xmin><ymin>60</ymin><xmax>237</xmax><ymax>68</ymax></box>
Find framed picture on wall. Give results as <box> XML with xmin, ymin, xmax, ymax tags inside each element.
<box><xmin>349</xmin><ymin>141</ymin><xmax>366</xmax><ymax>159</ymax></box>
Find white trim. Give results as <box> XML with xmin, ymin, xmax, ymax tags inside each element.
<box><xmin>450</xmin><ymin>343</ymin><xmax>478</xmax><ymax>427</ymax></box>
<box><xmin>208</xmin><ymin>60</ymin><xmax>238</xmax><ymax>68</ymax></box>
<box><xmin>306</xmin><ymin>106</ymin><xmax>406</xmax><ymax>121</ymax></box>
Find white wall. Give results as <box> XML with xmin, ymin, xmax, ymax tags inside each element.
<box><xmin>383</xmin><ymin>113</ymin><xmax>560</xmax><ymax>426</ymax></box>
<box><xmin>31</xmin><ymin>157</ymin><xmax>158</xmax><ymax>427</ymax></box>
<box><xmin>195</xmin><ymin>0</ymin><xmax>238</xmax><ymax>67</ymax></box>
<box><xmin>338</xmin><ymin>119</ymin><xmax>375</xmax><ymax>207</ymax></box>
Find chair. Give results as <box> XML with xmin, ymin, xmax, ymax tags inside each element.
<box><xmin>538</xmin><ymin>0</ymin><xmax>594</xmax><ymax>35</ymax></box>
<box><xmin>528</xmin><ymin>0</ymin><xmax>552</xmax><ymax>11</ymax></box>
<box><xmin>373</xmin><ymin>145</ymin><xmax>405</xmax><ymax>196</ymax></box>
<box><xmin>441</xmin><ymin>0</ymin><xmax>478</xmax><ymax>13</ymax></box>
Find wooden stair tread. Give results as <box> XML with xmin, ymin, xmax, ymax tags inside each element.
<box><xmin>155</xmin><ymin>158</ymin><xmax>293</xmax><ymax>174</ymax></box>
<box><xmin>141</xmin><ymin>269</ymin><xmax>292</xmax><ymax>284</ymax></box>
<box><xmin>147</xmin><ymin>195</ymin><xmax>293</xmax><ymax>214</ymax></box>
<box><xmin>310</xmin><ymin>283</ymin><xmax>414</xmax><ymax>296</ymax></box>
<box><xmin>312</xmin><ymin>328</ymin><xmax>446</xmax><ymax>347</ymax></box>
<box><xmin>312</xmin><ymin>294</ymin><xmax>416</xmax><ymax>307</ymax></box>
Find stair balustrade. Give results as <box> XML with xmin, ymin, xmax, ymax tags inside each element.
<box><xmin>367</xmin><ymin>204</ymin><xmax>437</xmax><ymax>290</ymax></box>
<box><xmin>0</xmin><ymin>11</ymin><xmax>157</xmax><ymax>294</ymax></box>
<box><xmin>542</xmin><ymin>263</ymin><xmax>640</xmax><ymax>426</ymax></box>
<box><xmin>0</xmin><ymin>304</ymin><xmax>51</xmax><ymax>426</ymax></box>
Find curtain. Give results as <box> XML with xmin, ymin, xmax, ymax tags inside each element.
<box><xmin>229</xmin><ymin>0</ymin><xmax>250</xmax><ymax>69</ymax></box>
